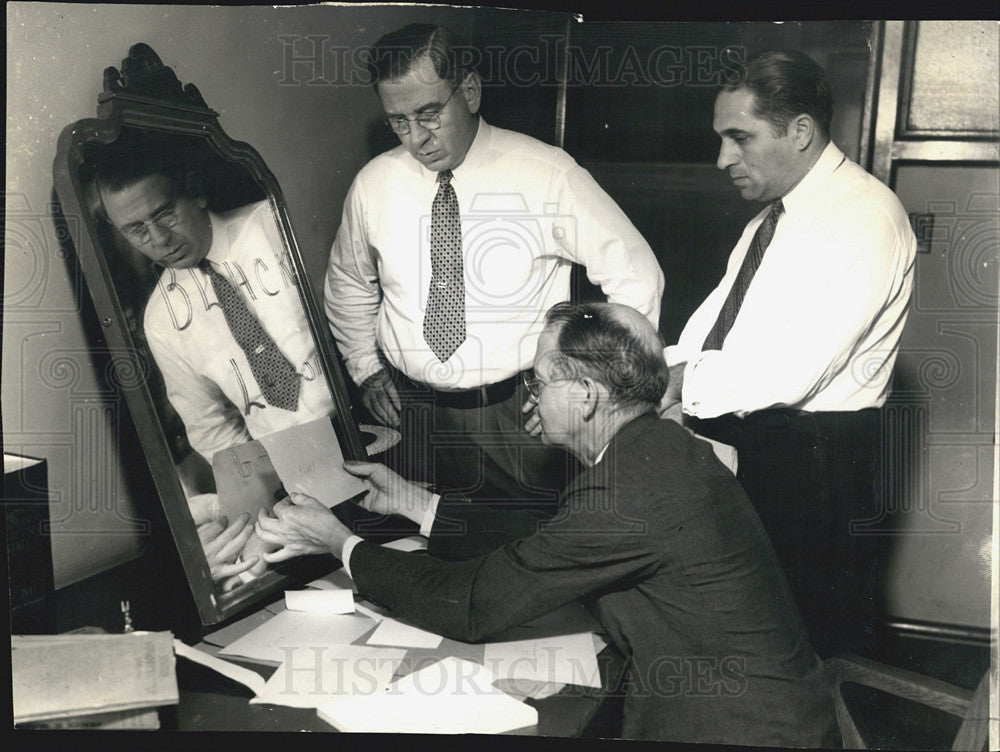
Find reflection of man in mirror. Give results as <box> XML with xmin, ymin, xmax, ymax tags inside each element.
<box><xmin>92</xmin><ymin>143</ymin><xmax>334</xmax><ymax>586</ymax></box>
<box><xmin>326</xmin><ymin>24</ymin><xmax>664</xmax><ymax>505</ymax></box>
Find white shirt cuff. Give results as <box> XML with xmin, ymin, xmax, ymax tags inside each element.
<box><xmin>341</xmin><ymin>535</ymin><xmax>364</xmax><ymax>578</ymax></box>
<box><xmin>420</xmin><ymin>494</ymin><xmax>442</xmax><ymax>538</ymax></box>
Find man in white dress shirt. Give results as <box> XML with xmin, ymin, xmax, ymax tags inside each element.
<box><xmin>662</xmin><ymin>50</ymin><xmax>917</xmax><ymax>657</ymax></box>
<box><xmin>325</xmin><ymin>23</ymin><xmax>664</xmax><ymax>506</ymax></box>
<box><xmin>93</xmin><ymin>142</ymin><xmax>334</xmax><ymax>587</ymax></box>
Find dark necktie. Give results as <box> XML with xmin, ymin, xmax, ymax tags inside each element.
<box><xmin>702</xmin><ymin>200</ymin><xmax>785</xmax><ymax>352</ymax></box>
<box><xmin>200</xmin><ymin>260</ymin><xmax>301</xmax><ymax>412</ymax></box>
<box><xmin>423</xmin><ymin>169</ymin><xmax>466</xmax><ymax>362</ymax></box>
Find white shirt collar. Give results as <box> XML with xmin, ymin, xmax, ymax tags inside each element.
<box><xmin>203</xmin><ymin>211</ymin><xmax>228</xmax><ymax>265</ymax></box>
<box><xmin>780</xmin><ymin>141</ymin><xmax>846</xmax><ymax>216</ymax></box>
<box><xmin>418</xmin><ymin>117</ymin><xmax>491</xmax><ymax>182</ymax></box>
<box><xmin>593</xmin><ymin>440</ymin><xmax>612</xmax><ymax>466</ymax></box>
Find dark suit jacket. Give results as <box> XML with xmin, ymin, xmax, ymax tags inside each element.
<box><xmin>351</xmin><ymin>413</ymin><xmax>839</xmax><ymax>745</ymax></box>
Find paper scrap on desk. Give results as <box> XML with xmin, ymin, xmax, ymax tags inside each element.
<box><xmin>316</xmin><ymin>657</ymin><xmax>538</xmax><ymax>734</ymax></box>
<box><xmin>201</xmin><ymin>607</ymin><xmax>276</xmax><ymax>648</ymax></box>
<box><xmin>173</xmin><ymin>639</ymin><xmax>266</xmax><ymax>696</ymax></box>
<box><xmin>285</xmin><ymin>589</ymin><xmax>355</xmax><ymax>615</ymax></box>
<box><xmin>264</xmin><ymin>599</ymin><xmax>287</xmax><ymax>616</ymax></box>
<box><xmin>218</xmin><ymin>610</ymin><xmax>375</xmax><ymax>664</ymax></box>
<box><xmin>354</xmin><ymin>600</ymin><xmax>390</xmax><ymax>623</ymax></box>
<box><xmin>381</xmin><ymin>535</ymin><xmax>428</xmax><ymax>552</ymax></box>
<box><xmin>483</xmin><ymin>631</ymin><xmax>601</xmax><ymax>688</ymax></box>
<box><xmin>493</xmin><ymin>678</ymin><xmax>566</xmax><ymax>702</ymax></box>
<box><xmin>366</xmin><ymin>617</ymin><xmax>442</xmax><ymax>649</ymax></box>
<box><xmin>250</xmin><ymin>645</ymin><xmax>406</xmax><ymax>709</ymax></box>
<box><xmin>308</xmin><ymin>568</ymin><xmax>358</xmax><ymax>594</ymax></box>
<box><xmin>593</xmin><ymin>632</ymin><xmax>609</xmax><ymax>654</ymax></box>
<box><xmin>256</xmin><ymin>417</ymin><xmax>368</xmax><ymax>507</ymax></box>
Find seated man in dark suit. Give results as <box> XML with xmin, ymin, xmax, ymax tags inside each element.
<box><xmin>255</xmin><ymin>301</ymin><xmax>839</xmax><ymax>745</ymax></box>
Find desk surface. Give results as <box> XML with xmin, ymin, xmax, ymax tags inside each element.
<box><xmin>168</xmin><ymin>644</ymin><xmax>626</xmax><ymax>735</ymax></box>
<box><xmin>168</xmin><ymin>599</ymin><xmax>628</xmax><ymax>736</ymax></box>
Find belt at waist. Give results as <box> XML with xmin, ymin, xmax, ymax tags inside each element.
<box><xmin>686</xmin><ymin>407</ymin><xmax>879</xmax><ymax>442</ymax></box>
<box><xmin>404</xmin><ymin>372</ymin><xmax>523</xmax><ymax>409</ymax></box>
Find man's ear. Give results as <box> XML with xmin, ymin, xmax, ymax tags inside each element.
<box><xmin>460</xmin><ymin>71</ymin><xmax>482</xmax><ymax>115</ymax></box>
<box><xmin>577</xmin><ymin>376</ymin><xmax>600</xmax><ymax>422</ymax></box>
<box><xmin>789</xmin><ymin>113</ymin><xmax>816</xmax><ymax>152</ymax></box>
<box><xmin>196</xmin><ymin>196</ymin><xmax>208</xmax><ymax>210</ymax></box>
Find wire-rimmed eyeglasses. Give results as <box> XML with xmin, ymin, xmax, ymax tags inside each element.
<box><xmin>121</xmin><ymin>204</ymin><xmax>182</xmax><ymax>245</ymax></box>
<box><xmin>384</xmin><ymin>79</ymin><xmax>466</xmax><ymax>135</ymax></box>
<box><xmin>522</xmin><ymin>369</ymin><xmax>572</xmax><ymax>399</ymax></box>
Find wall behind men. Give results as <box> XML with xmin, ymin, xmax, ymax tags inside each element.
<box><xmin>5</xmin><ymin>2</ymin><xmax>565</xmax><ymax>589</ymax></box>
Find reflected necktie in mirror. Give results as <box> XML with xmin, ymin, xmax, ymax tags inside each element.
<box><xmin>423</xmin><ymin>169</ymin><xmax>467</xmax><ymax>362</ymax></box>
<box><xmin>200</xmin><ymin>260</ymin><xmax>301</xmax><ymax>411</ymax></box>
<box><xmin>702</xmin><ymin>199</ymin><xmax>785</xmax><ymax>352</ymax></box>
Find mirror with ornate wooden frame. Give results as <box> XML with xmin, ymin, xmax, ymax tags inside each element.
<box><xmin>52</xmin><ymin>44</ymin><xmax>385</xmax><ymax>627</ymax></box>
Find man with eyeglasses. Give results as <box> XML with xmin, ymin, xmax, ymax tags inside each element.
<box><xmin>92</xmin><ymin>138</ymin><xmax>334</xmax><ymax>587</ymax></box>
<box><xmin>325</xmin><ymin>23</ymin><xmax>663</xmax><ymax>507</ymax></box>
<box><xmin>255</xmin><ymin>302</ymin><xmax>838</xmax><ymax>745</ymax></box>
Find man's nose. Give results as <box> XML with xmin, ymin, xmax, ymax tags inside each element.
<box><xmin>147</xmin><ymin>222</ymin><xmax>172</xmax><ymax>246</ymax></box>
<box><xmin>406</xmin><ymin>121</ymin><xmax>433</xmax><ymax>145</ymax></box>
<box><xmin>717</xmin><ymin>140</ymin><xmax>739</xmax><ymax>171</ymax></box>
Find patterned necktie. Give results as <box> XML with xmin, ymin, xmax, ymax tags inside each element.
<box><xmin>423</xmin><ymin>169</ymin><xmax>466</xmax><ymax>362</ymax></box>
<box><xmin>702</xmin><ymin>199</ymin><xmax>785</xmax><ymax>351</ymax></box>
<box><xmin>200</xmin><ymin>260</ymin><xmax>301</xmax><ymax>411</ymax></box>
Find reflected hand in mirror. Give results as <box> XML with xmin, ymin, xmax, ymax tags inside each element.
<box><xmin>197</xmin><ymin>512</ymin><xmax>258</xmax><ymax>592</ymax></box>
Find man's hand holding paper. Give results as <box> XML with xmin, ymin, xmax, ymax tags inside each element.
<box><xmin>342</xmin><ymin>461</ymin><xmax>433</xmax><ymax>526</ymax></box>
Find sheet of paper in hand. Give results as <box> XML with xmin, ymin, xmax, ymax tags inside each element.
<box><xmin>255</xmin><ymin>417</ymin><xmax>368</xmax><ymax>507</ymax></box>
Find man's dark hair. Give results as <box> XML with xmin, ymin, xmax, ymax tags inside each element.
<box><xmin>724</xmin><ymin>49</ymin><xmax>833</xmax><ymax>139</ymax></box>
<box><xmin>544</xmin><ymin>302</ymin><xmax>669</xmax><ymax>411</ymax></box>
<box><xmin>84</xmin><ymin>132</ymin><xmax>202</xmax><ymax>217</ymax></box>
<box><xmin>366</xmin><ymin>23</ymin><xmax>477</xmax><ymax>88</ymax></box>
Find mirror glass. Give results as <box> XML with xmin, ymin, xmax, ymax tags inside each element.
<box><xmin>81</xmin><ymin>127</ymin><xmax>364</xmax><ymax>598</ymax></box>
<box><xmin>54</xmin><ymin>48</ymin><xmax>380</xmax><ymax>624</ymax></box>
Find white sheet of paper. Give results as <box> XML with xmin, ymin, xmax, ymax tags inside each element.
<box><xmin>353</xmin><ymin>600</ymin><xmax>390</xmax><ymax>623</ymax></box>
<box><xmin>493</xmin><ymin>678</ymin><xmax>566</xmax><ymax>702</ymax></box>
<box><xmin>218</xmin><ymin>610</ymin><xmax>375</xmax><ymax>664</ymax></box>
<box><xmin>316</xmin><ymin>657</ymin><xmax>538</xmax><ymax>734</ymax></box>
<box><xmin>483</xmin><ymin>631</ymin><xmax>601</xmax><ymax>689</ymax></box>
<box><xmin>308</xmin><ymin>568</ymin><xmax>358</xmax><ymax>594</ymax></box>
<box><xmin>173</xmin><ymin>640</ymin><xmax>266</xmax><ymax>696</ymax></box>
<box><xmin>593</xmin><ymin>632</ymin><xmax>609</xmax><ymax>654</ymax></box>
<box><xmin>285</xmin><ymin>589</ymin><xmax>355</xmax><ymax>615</ymax></box>
<box><xmin>366</xmin><ymin>617</ymin><xmax>442</xmax><ymax>649</ymax></box>
<box><xmin>256</xmin><ymin>417</ymin><xmax>368</xmax><ymax>507</ymax></box>
<box><xmin>250</xmin><ymin>645</ymin><xmax>405</xmax><ymax>708</ymax></box>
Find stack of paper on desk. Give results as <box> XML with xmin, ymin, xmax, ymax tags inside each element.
<box><xmin>12</xmin><ymin>631</ymin><xmax>178</xmax><ymax>728</ymax></box>
<box><xmin>316</xmin><ymin>657</ymin><xmax>538</xmax><ymax>734</ymax></box>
